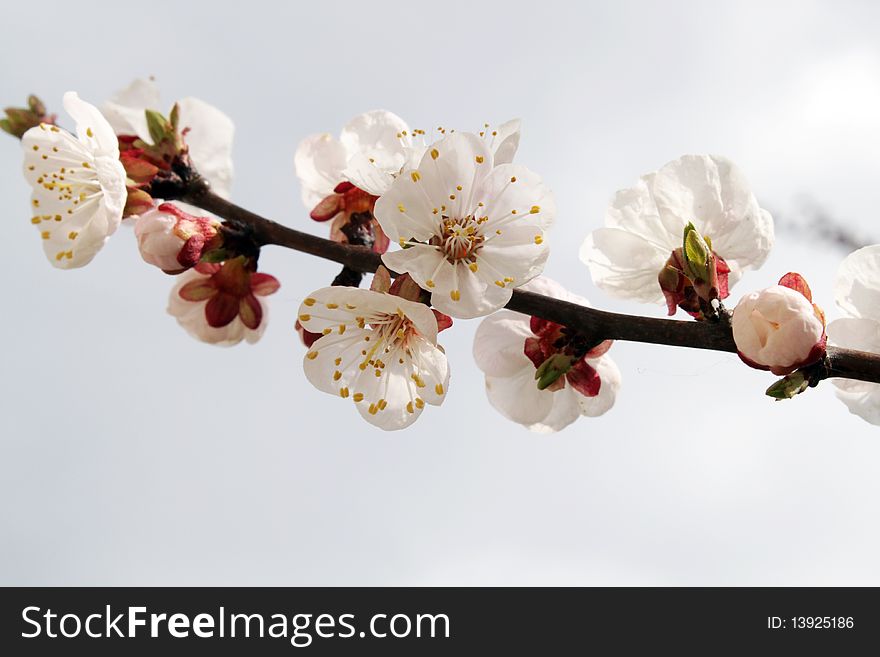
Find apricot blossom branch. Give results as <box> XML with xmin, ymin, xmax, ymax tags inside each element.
<box><xmin>180</xmin><ymin>178</ymin><xmax>880</xmax><ymax>386</ymax></box>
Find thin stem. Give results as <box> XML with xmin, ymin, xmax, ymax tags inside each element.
<box><xmin>182</xmin><ymin>179</ymin><xmax>880</xmax><ymax>386</ymax></box>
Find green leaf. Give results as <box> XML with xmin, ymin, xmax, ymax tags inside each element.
<box><xmin>144</xmin><ymin>109</ymin><xmax>169</xmax><ymax>145</ymax></box>
<box><xmin>684</xmin><ymin>228</ymin><xmax>708</xmax><ymax>271</ymax></box>
<box><xmin>200</xmin><ymin>248</ymin><xmax>229</xmax><ymax>264</ymax></box>
<box><xmin>766</xmin><ymin>371</ymin><xmax>809</xmax><ymax>400</ymax></box>
<box><xmin>27</xmin><ymin>94</ymin><xmax>46</xmax><ymax>116</ymax></box>
<box><xmin>0</xmin><ymin>118</ymin><xmax>13</xmax><ymax>136</ymax></box>
<box><xmin>169</xmin><ymin>102</ymin><xmax>180</xmax><ymax>132</ymax></box>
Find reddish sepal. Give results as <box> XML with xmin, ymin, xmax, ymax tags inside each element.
<box><xmin>566</xmin><ymin>360</ymin><xmax>601</xmax><ymax>397</ymax></box>
<box><xmin>778</xmin><ymin>272</ymin><xmax>812</xmax><ymax>302</ymax></box>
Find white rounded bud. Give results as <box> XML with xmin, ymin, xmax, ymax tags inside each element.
<box><xmin>134</xmin><ymin>204</ymin><xmax>219</xmax><ymax>274</ymax></box>
<box><xmin>732</xmin><ymin>285</ymin><xmax>825</xmax><ymax>375</ymax></box>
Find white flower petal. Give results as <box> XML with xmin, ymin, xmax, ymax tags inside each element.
<box><xmin>430</xmin><ymin>259</ymin><xmax>513</xmax><ymax>319</ymax></box>
<box><xmin>527</xmin><ymin>388</ymin><xmax>582</xmax><ymax>433</ymax></box>
<box><xmin>373</xmin><ymin>175</ymin><xmax>442</xmax><ymax>243</ymax></box>
<box><xmin>176</xmin><ymin>97</ymin><xmax>235</xmax><ymax>199</ymax></box>
<box><xmin>414</xmin><ymin>132</ymin><xmax>493</xmax><ymax>221</ymax></box>
<box><xmin>101</xmin><ymin>78</ymin><xmax>161</xmax><ymax>140</ymax></box>
<box><xmin>39</xmin><ymin>201</ymin><xmax>114</xmax><ymax>269</ymax></box>
<box><xmin>478</xmin><ymin>223</ymin><xmax>550</xmax><ymax>287</ymax></box>
<box><xmin>62</xmin><ymin>92</ymin><xmax>119</xmax><ymax>158</ymax></box>
<box><xmin>381</xmin><ymin>244</ymin><xmax>446</xmax><ymax>290</ymax></box>
<box><xmin>833</xmin><ymin>382</ymin><xmax>880</xmax><ymax>426</ymax></box>
<box><xmin>339</xmin><ymin>110</ymin><xmax>411</xmax><ymax>173</ymax></box>
<box><xmin>477</xmin><ymin>163</ymin><xmax>555</xmax><ymax>230</ymax></box>
<box><xmin>294</xmin><ymin>133</ymin><xmax>349</xmax><ymax>209</ymax></box>
<box><xmin>827</xmin><ymin>317</ymin><xmax>880</xmax><ymax>353</ymax></box>
<box><xmin>651</xmin><ymin>154</ymin><xmax>773</xmax><ymax>269</ymax></box>
<box><xmin>603</xmin><ymin>174</ymin><xmax>681</xmax><ymax>251</ymax></box>
<box><xmin>485</xmin><ymin>367</ymin><xmax>555</xmax><ymax>427</ymax></box>
<box><xmin>473</xmin><ymin>310</ymin><xmax>533</xmax><ymax>378</ymax></box>
<box><xmin>488</xmin><ymin>118</ymin><xmax>521</xmax><ymax>165</ymax></box>
<box><xmin>576</xmin><ymin>356</ymin><xmax>621</xmax><ymax>417</ymax></box>
<box><xmin>580</xmin><ymin>228</ymin><xmax>669</xmax><ymax>303</ymax></box>
<box><xmin>408</xmin><ymin>338</ymin><xmax>450</xmax><ymax>407</ymax></box>
<box><xmin>343</xmin><ymin>151</ymin><xmax>396</xmax><ymax>197</ymax></box>
<box><xmin>303</xmin><ymin>329</ymin><xmax>373</xmax><ymax>394</ymax></box>
<box><xmin>834</xmin><ymin>244</ymin><xmax>880</xmax><ymax>321</ymax></box>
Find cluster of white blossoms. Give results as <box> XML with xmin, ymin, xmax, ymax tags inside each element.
<box><xmin>296</xmin><ymin>112</ymin><xmax>568</xmax><ymax>430</ymax></box>
<box><xmin>102</xmin><ymin>80</ymin><xmax>271</xmax><ymax>347</ymax></box>
<box><xmin>16</xmin><ymin>85</ymin><xmax>880</xmax><ymax>434</ymax></box>
<box><xmin>102</xmin><ymin>78</ymin><xmax>235</xmax><ymax>199</ymax></box>
<box><xmin>294</xmin><ymin>111</ymin><xmax>521</xmax><ymax>253</ymax></box>
<box><xmin>20</xmin><ymin>84</ymin><xmax>277</xmax><ymax>348</ymax></box>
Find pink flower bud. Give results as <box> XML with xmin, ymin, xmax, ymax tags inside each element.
<box><xmin>134</xmin><ymin>203</ymin><xmax>220</xmax><ymax>274</ymax></box>
<box><xmin>732</xmin><ymin>282</ymin><xmax>826</xmax><ymax>375</ymax></box>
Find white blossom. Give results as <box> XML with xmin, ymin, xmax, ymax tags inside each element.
<box><xmin>103</xmin><ymin>78</ymin><xmax>234</xmax><ymax>198</ymax></box>
<box><xmin>298</xmin><ymin>287</ymin><xmax>449</xmax><ymax>431</ymax></box>
<box><xmin>581</xmin><ymin>154</ymin><xmax>773</xmax><ymax>305</ymax></box>
<box><xmin>295</xmin><ymin>113</ymin><xmax>521</xmax><ymax>211</ymax></box>
<box><xmin>167</xmin><ymin>262</ymin><xmax>278</xmax><ymax>346</ymax></box>
<box><xmin>294</xmin><ymin>110</ymin><xmax>414</xmax><ymax>209</ymax></box>
<box><xmin>828</xmin><ymin>245</ymin><xmax>880</xmax><ymax>425</ymax></box>
<box><xmin>22</xmin><ymin>92</ymin><xmax>127</xmax><ymax>269</ymax></box>
<box><xmin>473</xmin><ymin>278</ymin><xmax>620</xmax><ymax>432</ymax></box>
<box><xmin>374</xmin><ymin>132</ymin><xmax>554</xmax><ymax>318</ymax></box>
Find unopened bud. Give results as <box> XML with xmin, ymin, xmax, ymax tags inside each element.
<box><xmin>732</xmin><ymin>279</ymin><xmax>826</xmax><ymax>376</ymax></box>
<box><xmin>135</xmin><ymin>203</ymin><xmax>220</xmax><ymax>274</ymax></box>
<box><xmin>766</xmin><ymin>370</ymin><xmax>810</xmax><ymax>400</ymax></box>
<box><xmin>145</xmin><ymin>109</ymin><xmax>171</xmax><ymax>145</ymax></box>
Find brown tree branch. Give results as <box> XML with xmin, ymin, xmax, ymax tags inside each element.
<box><xmin>181</xmin><ymin>179</ymin><xmax>880</xmax><ymax>386</ymax></box>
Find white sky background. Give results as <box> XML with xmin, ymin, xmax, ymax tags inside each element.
<box><xmin>2</xmin><ymin>0</ymin><xmax>880</xmax><ymax>585</ymax></box>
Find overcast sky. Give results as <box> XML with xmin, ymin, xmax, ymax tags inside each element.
<box><xmin>2</xmin><ymin>0</ymin><xmax>880</xmax><ymax>585</ymax></box>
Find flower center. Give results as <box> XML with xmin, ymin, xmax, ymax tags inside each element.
<box><xmin>367</xmin><ymin>311</ymin><xmax>417</xmax><ymax>350</ymax></box>
<box><xmin>359</xmin><ymin>312</ymin><xmax>417</xmax><ymax>372</ymax></box>
<box><xmin>434</xmin><ymin>215</ymin><xmax>484</xmax><ymax>263</ymax></box>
